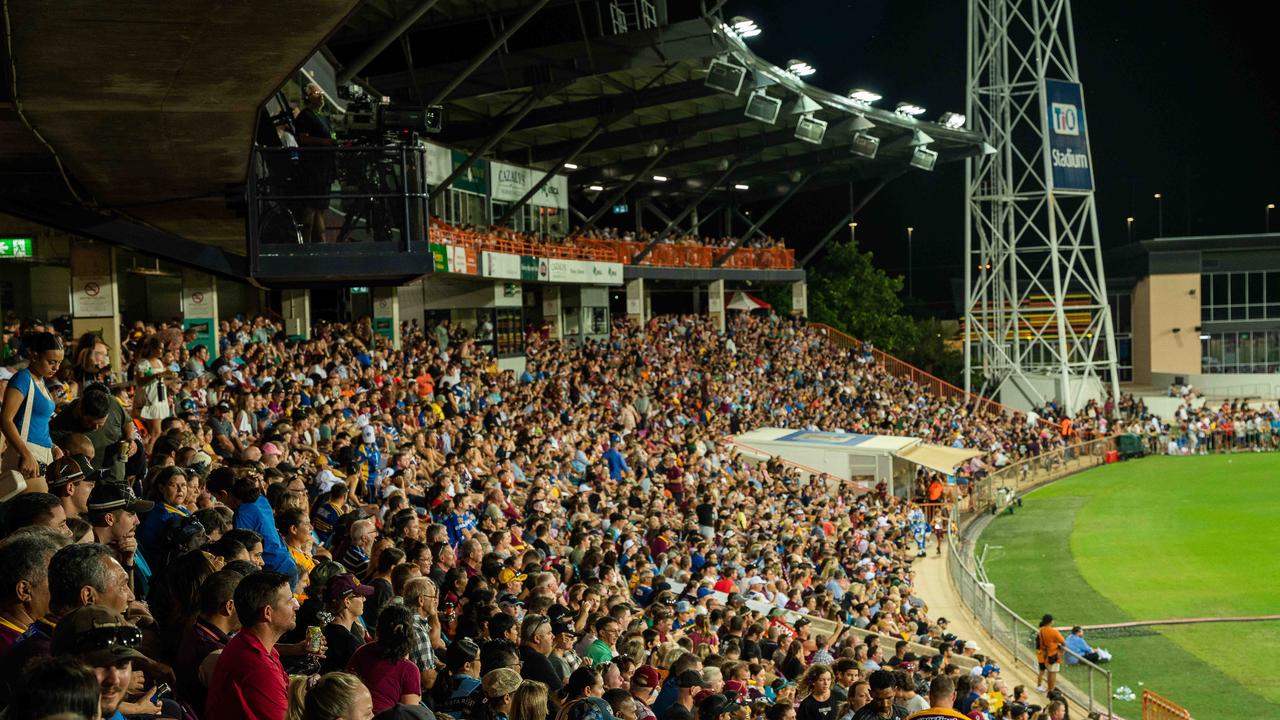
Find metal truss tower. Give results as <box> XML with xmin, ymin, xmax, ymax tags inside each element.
<box><xmin>964</xmin><ymin>0</ymin><xmax>1120</xmax><ymax>415</ymax></box>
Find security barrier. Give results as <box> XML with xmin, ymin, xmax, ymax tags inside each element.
<box><xmin>1142</xmin><ymin>689</ymin><xmax>1192</xmax><ymax>720</ymax></box>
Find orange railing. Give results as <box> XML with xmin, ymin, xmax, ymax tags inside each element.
<box><xmin>1142</xmin><ymin>690</ymin><xmax>1192</xmax><ymax>720</ymax></box>
<box><xmin>429</xmin><ymin>221</ymin><xmax>796</xmax><ymax>270</ymax></box>
<box><xmin>811</xmin><ymin>322</ymin><xmax>1019</xmax><ymax>419</ymax></box>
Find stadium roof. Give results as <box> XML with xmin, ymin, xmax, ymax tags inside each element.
<box><xmin>328</xmin><ymin>3</ymin><xmax>987</xmax><ymax>205</ymax></box>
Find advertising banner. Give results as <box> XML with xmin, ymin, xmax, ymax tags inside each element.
<box><xmin>589</xmin><ymin>262</ymin><xmax>624</xmax><ymax>286</ymax></box>
<box><xmin>520</xmin><ymin>255</ymin><xmax>540</xmax><ymax>281</ymax></box>
<box><xmin>483</xmin><ymin>251</ymin><xmax>522</xmax><ymax>280</ymax></box>
<box><xmin>1044</xmin><ymin>79</ymin><xmax>1094</xmax><ymax>192</ymax></box>
<box><xmin>424</xmin><ymin>141</ymin><xmax>452</xmax><ymax>186</ymax></box>
<box><xmin>430</xmin><ymin>243</ymin><xmax>449</xmax><ymax>272</ymax></box>
<box><xmin>490</xmin><ymin>161</ymin><xmax>569</xmax><ymax>209</ymax></box>
<box><xmin>547</xmin><ymin>258</ymin><xmax>592</xmax><ymax>283</ymax></box>
<box><xmin>449</xmin><ymin>150</ymin><xmax>488</xmax><ymax>194</ymax></box>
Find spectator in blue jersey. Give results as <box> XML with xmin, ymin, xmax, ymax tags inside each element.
<box><xmin>342</xmin><ymin>518</ymin><xmax>376</xmax><ymax>578</ymax></box>
<box><xmin>353</xmin><ymin>424</ymin><xmax>382</xmax><ymax>500</ymax></box>
<box><xmin>137</xmin><ymin>467</ymin><xmax>193</xmax><ymax>559</ymax></box>
<box><xmin>442</xmin><ymin>496</ymin><xmax>477</xmax><ymax>548</ymax></box>
<box><xmin>311</xmin><ymin>482</ymin><xmax>348</xmax><ymax>547</ymax></box>
<box><xmin>206</xmin><ymin>467</ymin><xmax>297</xmax><ymax>584</ymax></box>
<box><xmin>603</xmin><ymin>439</ymin><xmax>630</xmax><ymax>481</ymax></box>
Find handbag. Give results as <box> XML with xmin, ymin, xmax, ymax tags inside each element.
<box><xmin>0</xmin><ymin>370</ymin><xmax>42</xmax><ymax>500</ymax></box>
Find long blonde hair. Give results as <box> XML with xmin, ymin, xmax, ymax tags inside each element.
<box><xmin>285</xmin><ymin>675</ymin><xmax>310</xmax><ymax>720</ymax></box>
<box><xmin>510</xmin><ymin>679</ymin><xmax>549</xmax><ymax>720</ymax></box>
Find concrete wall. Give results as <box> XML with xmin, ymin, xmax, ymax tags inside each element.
<box><xmin>1132</xmin><ymin>273</ymin><xmax>1201</xmax><ymax>384</ymax></box>
<box><xmin>29</xmin><ymin>266</ymin><xmax>70</xmax><ymax>320</ymax></box>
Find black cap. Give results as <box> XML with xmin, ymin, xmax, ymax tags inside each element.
<box><xmin>87</xmin><ymin>483</ymin><xmax>154</xmax><ymax>515</ymax></box>
<box><xmin>698</xmin><ymin>693</ymin><xmax>741</xmax><ymax>720</ymax></box>
<box><xmin>677</xmin><ymin>670</ymin><xmax>708</xmax><ymax>689</ymax></box>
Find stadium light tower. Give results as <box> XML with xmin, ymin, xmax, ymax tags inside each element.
<box><xmin>964</xmin><ymin>0</ymin><xmax>1120</xmax><ymax>415</ymax></box>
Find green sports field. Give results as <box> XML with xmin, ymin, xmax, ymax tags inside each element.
<box><xmin>977</xmin><ymin>453</ymin><xmax>1280</xmax><ymax>719</ymax></box>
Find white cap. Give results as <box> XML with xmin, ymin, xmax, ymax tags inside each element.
<box><xmin>361</xmin><ymin>425</ymin><xmax>376</xmax><ymax>444</ymax></box>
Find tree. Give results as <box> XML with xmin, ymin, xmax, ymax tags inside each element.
<box><xmin>807</xmin><ymin>238</ymin><xmax>919</xmax><ymax>353</ymax></box>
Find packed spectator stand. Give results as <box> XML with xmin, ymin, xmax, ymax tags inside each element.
<box><xmin>0</xmin><ymin>311</ymin><xmax>1242</xmax><ymax>720</ymax></box>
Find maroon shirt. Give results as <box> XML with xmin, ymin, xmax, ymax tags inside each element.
<box><xmin>205</xmin><ymin>630</ymin><xmax>288</xmax><ymax>720</ymax></box>
<box><xmin>347</xmin><ymin>642</ymin><xmax>421</xmax><ymax>713</ymax></box>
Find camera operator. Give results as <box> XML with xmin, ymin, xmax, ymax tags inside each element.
<box><xmin>294</xmin><ymin>83</ymin><xmax>336</xmax><ymax>243</ymax></box>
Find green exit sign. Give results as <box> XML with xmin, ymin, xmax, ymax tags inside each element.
<box><xmin>0</xmin><ymin>237</ymin><xmax>33</xmax><ymax>258</ymax></box>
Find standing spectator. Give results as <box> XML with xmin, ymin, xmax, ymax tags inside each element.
<box><xmin>294</xmin><ymin>83</ymin><xmax>336</xmax><ymax>244</ymax></box>
<box><xmin>1034</xmin><ymin>615</ymin><xmax>1066</xmax><ymax>695</ymax></box>
<box><xmin>132</xmin><ymin>335</ymin><xmax>172</xmax><ymax>454</ymax></box>
<box><xmin>206</xmin><ymin>570</ymin><xmax>296</xmax><ymax>720</ymax></box>
<box><xmin>1</xmin><ymin>332</ymin><xmax>64</xmax><ymax>489</ymax></box>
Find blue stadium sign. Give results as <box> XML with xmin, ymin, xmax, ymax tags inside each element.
<box><xmin>1044</xmin><ymin>79</ymin><xmax>1093</xmax><ymax>193</ymax></box>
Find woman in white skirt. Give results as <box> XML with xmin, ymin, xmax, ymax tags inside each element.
<box><xmin>133</xmin><ymin>335</ymin><xmax>173</xmax><ymax>453</ymax></box>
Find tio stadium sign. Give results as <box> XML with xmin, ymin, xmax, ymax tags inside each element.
<box><xmin>1044</xmin><ymin>79</ymin><xmax>1094</xmax><ymax>193</ymax></box>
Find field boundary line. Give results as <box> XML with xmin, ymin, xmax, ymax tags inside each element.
<box><xmin>1080</xmin><ymin>615</ymin><xmax>1280</xmax><ymax>630</ymax></box>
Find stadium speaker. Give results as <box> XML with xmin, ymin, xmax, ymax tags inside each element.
<box><xmin>795</xmin><ymin>115</ymin><xmax>827</xmax><ymax>145</ymax></box>
<box><xmin>744</xmin><ymin>91</ymin><xmax>782</xmax><ymax>125</ymax></box>
<box><xmin>705</xmin><ymin>58</ymin><xmax>748</xmax><ymax>96</ymax></box>
<box><xmin>910</xmin><ymin>146</ymin><xmax>939</xmax><ymax>171</ymax></box>
<box><xmin>850</xmin><ymin>132</ymin><xmax>880</xmax><ymax>159</ymax></box>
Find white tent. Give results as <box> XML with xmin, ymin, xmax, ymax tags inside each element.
<box><xmin>727</xmin><ymin>291</ymin><xmax>770</xmax><ymax>311</ymax></box>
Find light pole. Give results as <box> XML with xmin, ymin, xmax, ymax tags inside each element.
<box><xmin>1268</xmin><ymin>203</ymin><xmax>1276</xmax><ymax>233</ymax></box>
<box><xmin>1154</xmin><ymin>193</ymin><xmax>1163</xmax><ymax>237</ymax></box>
<box><xmin>906</xmin><ymin>226</ymin><xmax>914</xmax><ymax>297</ymax></box>
<box><xmin>848</xmin><ymin>221</ymin><xmax>857</xmax><ymax>243</ymax></box>
<box><xmin>1126</xmin><ymin>216</ymin><xmax>1134</xmax><ymax>243</ymax></box>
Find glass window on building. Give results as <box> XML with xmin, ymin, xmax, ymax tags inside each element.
<box><xmin>1202</xmin><ymin>271</ymin><xmax>1280</xmax><ymax>322</ymax></box>
<box><xmin>1201</xmin><ymin>330</ymin><xmax>1280</xmax><ymax>373</ymax></box>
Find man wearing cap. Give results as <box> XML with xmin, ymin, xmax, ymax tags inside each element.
<box><xmin>51</xmin><ymin>605</ymin><xmax>151</xmax><ymax>720</ymax></box>
<box><xmin>630</xmin><ymin>665</ymin><xmax>662</xmax><ymax>720</ymax></box>
<box><xmin>206</xmin><ymin>570</ymin><xmax>296</xmax><ymax>720</ymax></box>
<box><xmin>660</xmin><ymin>669</ymin><xmax>707</xmax><ymax>720</ymax></box>
<box><xmin>47</xmin><ymin>455</ymin><xmax>98</xmax><ymax>520</ymax></box>
<box><xmin>49</xmin><ymin>383</ymin><xmax>134</xmax><ymax>484</ymax></box>
<box><xmin>85</xmin><ymin>484</ymin><xmax>153</xmax><ymax>593</ymax></box>
<box><xmin>584</xmin><ymin>615</ymin><xmax>621</xmax><ymax>666</ymax></box>
<box><xmin>481</xmin><ymin>667</ymin><xmax>522</xmax><ymax>720</ymax></box>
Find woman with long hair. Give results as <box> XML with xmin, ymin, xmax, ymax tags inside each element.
<box><xmin>132</xmin><ymin>334</ymin><xmax>172</xmax><ymax>453</ymax></box>
<box><xmin>434</xmin><ymin>637</ymin><xmax>483</xmax><ymax>720</ymax></box>
<box><xmin>795</xmin><ymin>664</ymin><xmax>837</xmax><ymax>720</ymax></box>
<box><xmin>510</xmin><ymin>680</ymin><xmax>549</xmax><ymax>720</ymax></box>
<box><xmin>345</xmin><ymin>604</ymin><xmax>422</xmax><ymax>713</ymax></box>
<box><xmin>0</xmin><ymin>332</ymin><xmax>64</xmax><ymax>491</ymax></box>
<box><xmin>302</xmin><ymin>672</ymin><xmax>374</xmax><ymax>720</ymax></box>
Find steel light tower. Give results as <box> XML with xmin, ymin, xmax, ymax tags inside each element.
<box><xmin>963</xmin><ymin>0</ymin><xmax>1120</xmax><ymax>414</ymax></box>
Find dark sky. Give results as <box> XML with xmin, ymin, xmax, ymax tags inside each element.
<box><xmin>723</xmin><ymin>0</ymin><xmax>1280</xmax><ymax>313</ymax></box>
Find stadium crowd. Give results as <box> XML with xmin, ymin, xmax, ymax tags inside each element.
<box><xmin>0</xmin><ymin>311</ymin><xmax>1096</xmax><ymax>720</ymax></box>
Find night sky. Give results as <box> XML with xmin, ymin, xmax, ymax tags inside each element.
<box><xmin>724</xmin><ymin>0</ymin><xmax>1280</xmax><ymax>314</ymax></box>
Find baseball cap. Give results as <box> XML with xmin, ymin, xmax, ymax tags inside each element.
<box><xmin>964</xmin><ymin>640</ymin><xmax>980</xmax><ymax>651</ymax></box>
<box><xmin>51</xmin><ymin>606</ymin><xmax>146</xmax><ymax>667</ymax></box>
<box><xmin>981</xmin><ymin>663</ymin><xmax>1001</xmax><ymax>676</ymax></box>
<box><xmin>498</xmin><ymin>593</ymin><xmax>524</xmax><ymax>608</ymax></box>
<box><xmin>677</xmin><ymin>670</ymin><xmax>709</xmax><ymax>689</ymax></box>
<box><xmin>698</xmin><ymin>693</ymin><xmax>741</xmax><ymax>720</ymax></box>
<box><xmin>551</xmin><ymin>617</ymin><xmax>577</xmax><ymax>636</ymax></box>
<box><xmin>632</xmin><ymin>665</ymin><xmax>661</xmax><ymax>689</ymax></box>
<box><xmin>361</xmin><ymin>425</ymin><xmax>376</xmax><ymax>444</ymax></box>
<box><xmin>87</xmin><ymin>483</ymin><xmax>154</xmax><ymax>515</ymax></box>
<box><xmin>482</xmin><ymin>668</ymin><xmax>523</xmax><ymax>698</ymax></box>
<box><xmin>937</xmin><ymin>617</ymin><xmax>949</xmax><ymax>625</ymax></box>
<box><xmin>675</xmin><ymin>600</ymin><xmax>691</xmax><ymax>614</ymax></box>
<box><xmin>326</xmin><ymin>573</ymin><xmax>375</xmax><ymax>602</ymax></box>
<box><xmin>45</xmin><ymin>457</ymin><xmax>88</xmax><ymax>490</ymax></box>
<box><xmin>69</xmin><ymin>454</ymin><xmax>105</xmax><ymax>483</ymax></box>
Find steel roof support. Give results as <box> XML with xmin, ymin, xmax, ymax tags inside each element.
<box><xmin>583</xmin><ymin>147</ymin><xmax>672</xmax><ymax>229</ymax></box>
<box><xmin>428</xmin><ymin>92</ymin><xmax>542</xmax><ymax>202</ymax></box>
<box><xmin>713</xmin><ymin>175</ymin><xmax>811</xmax><ymax>267</ymax></box>
<box><xmin>632</xmin><ymin>156</ymin><xmax>747</xmax><ymax>263</ymax></box>
<box><xmin>427</xmin><ymin>0</ymin><xmax>553</xmax><ymax>106</ymax></box>
<box><xmin>798</xmin><ymin>175</ymin><xmax>899</xmax><ymax>266</ymax></box>
<box><xmin>338</xmin><ymin>0</ymin><xmax>445</xmax><ymax>85</ymax></box>
<box><xmin>495</xmin><ymin>124</ymin><xmax>605</xmax><ymax>226</ymax></box>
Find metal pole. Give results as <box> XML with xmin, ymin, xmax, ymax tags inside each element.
<box><xmin>583</xmin><ymin>148</ymin><xmax>672</xmax><ymax>228</ymax></box>
<box><xmin>633</xmin><ymin>157</ymin><xmax>748</xmax><ymax>263</ymax></box>
<box><xmin>427</xmin><ymin>0</ymin><xmax>553</xmax><ymax>106</ymax></box>
<box><xmin>338</xmin><ymin>0</ymin><xmax>445</xmax><ymax>84</ymax></box>
<box><xmin>1267</xmin><ymin>203</ymin><xmax>1275</xmax><ymax>233</ymax></box>
<box><xmin>907</xmin><ymin>226</ymin><xmax>914</xmax><ymax>297</ymax></box>
<box><xmin>1154</xmin><ymin>192</ymin><xmax>1163</xmax><ymax>237</ymax></box>
<box><xmin>798</xmin><ymin>174</ymin><xmax>898</xmax><ymax>266</ymax></box>
<box><xmin>495</xmin><ymin>124</ymin><xmax>603</xmax><ymax>226</ymax></box>
<box><xmin>714</xmin><ymin>175</ymin><xmax>811</xmax><ymax>267</ymax></box>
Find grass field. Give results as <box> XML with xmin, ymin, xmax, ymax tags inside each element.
<box><xmin>978</xmin><ymin>453</ymin><xmax>1280</xmax><ymax>720</ymax></box>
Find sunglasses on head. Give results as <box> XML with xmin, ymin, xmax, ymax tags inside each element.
<box><xmin>71</xmin><ymin>625</ymin><xmax>143</xmax><ymax>655</ymax></box>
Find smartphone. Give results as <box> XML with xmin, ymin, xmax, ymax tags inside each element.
<box><xmin>151</xmin><ymin>683</ymin><xmax>172</xmax><ymax>703</ymax></box>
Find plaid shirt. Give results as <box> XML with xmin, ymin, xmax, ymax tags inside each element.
<box><xmin>410</xmin><ymin>614</ymin><xmax>437</xmax><ymax>671</ymax></box>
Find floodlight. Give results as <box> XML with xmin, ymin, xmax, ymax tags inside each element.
<box><xmin>895</xmin><ymin>102</ymin><xmax>927</xmax><ymax>117</ymax></box>
<box><xmin>910</xmin><ymin>147</ymin><xmax>939</xmax><ymax>171</ymax></box>
<box><xmin>730</xmin><ymin>16</ymin><xmax>761</xmax><ymax>38</ymax></box>
<box><xmin>652</xmin><ymin>175</ymin><xmax>668</xmax><ymax>182</ymax></box>
<box><xmin>795</xmin><ymin>115</ymin><xmax>827</xmax><ymax>145</ymax></box>
<box><xmin>744</xmin><ymin>91</ymin><xmax>782</xmax><ymax>124</ymax></box>
<box><xmin>563</xmin><ymin>163</ymin><xmax>579</xmax><ymax>170</ymax></box>
<box><xmin>849</xmin><ymin>89</ymin><xmax>882</xmax><ymax>105</ymax></box>
<box><xmin>706</xmin><ymin>58</ymin><xmax>748</xmax><ymax>96</ymax></box>
<box><xmin>588</xmin><ymin>184</ymin><xmax>604</xmax><ymax>191</ymax></box>
<box><xmin>733</xmin><ymin>184</ymin><xmax>750</xmax><ymax>191</ymax></box>
<box><xmin>939</xmin><ymin>112</ymin><xmax>966</xmax><ymax>129</ymax></box>
<box><xmin>785</xmin><ymin>59</ymin><xmax>816</xmax><ymax>77</ymax></box>
<box><xmin>851</xmin><ymin>132</ymin><xmax>880</xmax><ymax>159</ymax></box>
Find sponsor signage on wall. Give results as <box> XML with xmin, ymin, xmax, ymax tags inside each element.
<box><xmin>490</xmin><ymin>161</ymin><xmax>568</xmax><ymax>209</ymax></box>
<box><xmin>483</xmin><ymin>251</ymin><xmax>522</xmax><ymax>280</ymax></box>
<box><xmin>1044</xmin><ymin>79</ymin><xmax>1094</xmax><ymax>192</ymax></box>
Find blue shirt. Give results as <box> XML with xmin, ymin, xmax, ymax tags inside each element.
<box><xmin>137</xmin><ymin>503</ymin><xmax>191</xmax><ymax>560</ymax></box>
<box><xmin>603</xmin><ymin>447</ymin><xmax>629</xmax><ymax>480</ymax></box>
<box><xmin>234</xmin><ymin>496</ymin><xmax>298</xmax><ymax>582</ymax></box>
<box><xmin>7</xmin><ymin>370</ymin><xmax>54</xmax><ymax>449</ymax></box>
<box><xmin>1065</xmin><ymin>634</ymin><xmax>1092</xmax><ymax>664</ymax></box>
